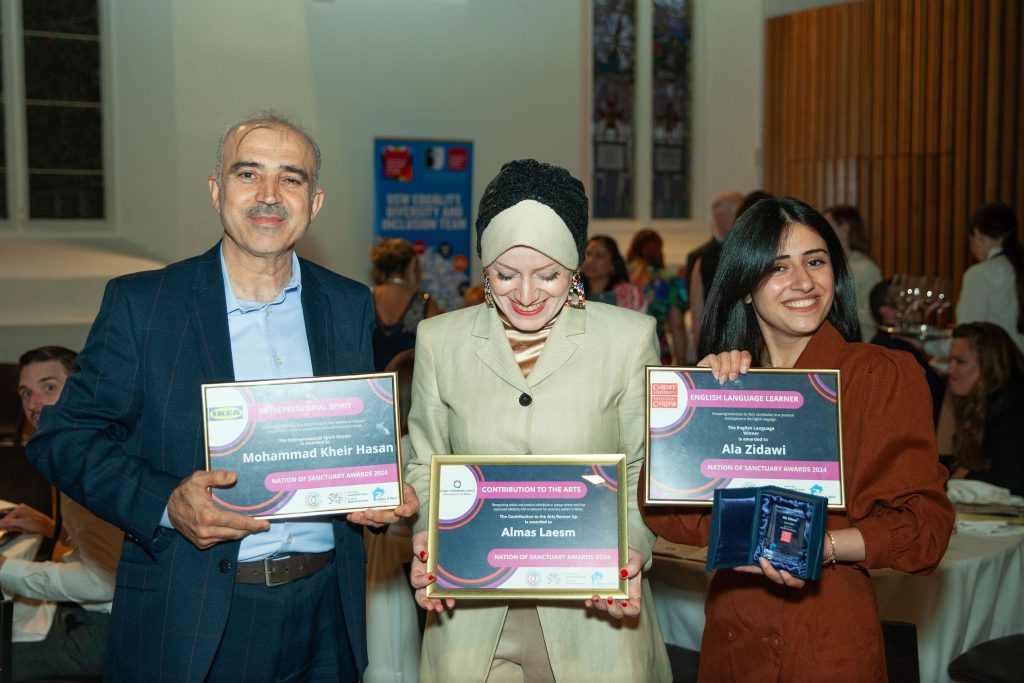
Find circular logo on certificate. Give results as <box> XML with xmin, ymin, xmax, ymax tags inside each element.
<box><xmin>306</xmin><ymin>492</ymin><xmax>322</xmax><ymax>508</ymax></box>
<box><xmin>437</xmin><ymin>465</ymin><xmax>479</xmax><ymax>524</ymax></box>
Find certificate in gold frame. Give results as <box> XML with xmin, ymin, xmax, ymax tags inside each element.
<box><xmin>426</xmin><ymin>454</ymin><xmax>628</xmax><ymax>600</ymax></box>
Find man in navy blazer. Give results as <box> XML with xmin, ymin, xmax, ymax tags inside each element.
<box><xmin>27</xmin><ymin>111</ymin><xmax>418</xmax><ymax>682</ymax></box>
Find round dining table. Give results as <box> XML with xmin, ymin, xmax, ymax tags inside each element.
<box><xmin>648</xmin><ymin>522</ymin><xmax>1024</xmax><ymax>683</ymax></box>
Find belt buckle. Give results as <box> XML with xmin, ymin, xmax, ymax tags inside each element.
<box><xmin>263</xmin><ymin>554</ymin><xmax>292</xmax><ymax>587</ymax></box>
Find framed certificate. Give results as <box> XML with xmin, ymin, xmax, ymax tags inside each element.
<box><xmin>202</xmin><ymin>373</ymin><xmax>403</xmax><ymax>519</ymax></box>
<box><xmin>426</xmin><ymin>455</ymin><xmax>628</xmax><ymax>600</ymax></box>
<box><xmin>645</xmin><ymin>367</ymin><xmax>845</xmax><ymax>508</ymax></box>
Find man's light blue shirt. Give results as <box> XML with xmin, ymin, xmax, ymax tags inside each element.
<box><xmin>221</xmin><ymin>247</ymin><xmax>335</xmax><ymax>561</ymax></box>
<box><xmin>161</xmin><ymin>247</ymin><xmax>335</xmax><ymax>561</ymax></box>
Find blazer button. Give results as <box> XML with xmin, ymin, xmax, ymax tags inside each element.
<box><xmin>219</xmin><ymin>560</ymin><xmax>232</xmax><ymax>573</ymax></box>
<box><xmin>519</xmin><ymin>393</ymin><xmax>532</xmax><ymax>406</ymax></box>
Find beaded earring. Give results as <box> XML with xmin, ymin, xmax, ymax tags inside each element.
<box><xmin>565</xmin><ymin>270</ymin><xmax>586</xmax><ymax>309</ymax></box>
<box><xmin>483</xmin><ymin>272</ymin><xmax>495</xmax><ymax>308</ymax></box>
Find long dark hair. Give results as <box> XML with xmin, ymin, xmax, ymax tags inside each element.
<box><xmin>699</xmin><ymin>196</ymin><xmax>860</xmax><ymax>364</ymax></box>
<box><xmin>970</xmin><ymin>203</ymin><xmax>1023</xmax><ymax>334</ymax></box>
<box><xmin>951</xmin><ymin>322</ymin><xmax>1024</xmax><ymax>472</ymax></box>
<box><xmin>581</xmin><ymin>235</ymin><xmax>629</xmax><ymax>293</ymax></box>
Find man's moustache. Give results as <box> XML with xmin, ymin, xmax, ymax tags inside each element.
<box><xmin>245</xmin><ymin>206</ymin><xmax>289</xmax><ymax>219</ymax></box>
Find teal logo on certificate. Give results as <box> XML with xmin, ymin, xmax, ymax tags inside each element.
<box><xmin>426</xmin><ymin>455</ymin><xmax>629</xmax><ymax>600</ymax></box>
<box><xmin>202</xmin><ymin>373</ymin><xmax>404</xmax><ymax>519</ymax></box>
<box><xmin>645</xmin><ymin>367</ymin><xmax>845</xmax><ymax>508</ymax></box>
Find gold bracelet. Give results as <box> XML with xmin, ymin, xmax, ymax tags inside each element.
<box><xmin>824</xmin><ymin>529</ymin><xmax>837</xmax><ymax>568</ymax></box>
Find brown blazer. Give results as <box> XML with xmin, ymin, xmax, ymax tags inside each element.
<box><xmin>642</xmin><ymin>322</ymin><xmax>955</xmax><ymax>682</ymax></box>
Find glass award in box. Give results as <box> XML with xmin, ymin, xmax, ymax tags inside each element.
<box><xmin>705</xmin><ymin>485</ymin><xmax>827</xmax><ymax>580</ymax></box>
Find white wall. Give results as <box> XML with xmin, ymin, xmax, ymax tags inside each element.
<box><xmin>2</xmin><ymin>0</ymin><xmax>845</xmax><ymax>359</ymax></box>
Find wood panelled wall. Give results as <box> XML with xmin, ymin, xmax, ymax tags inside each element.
<box><xmin>764</xmin><ymin>0</ymin><xmax>1023</xmax><ymax>298</ymax></box>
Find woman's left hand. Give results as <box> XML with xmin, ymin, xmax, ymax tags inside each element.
<box><xmin>734</xmin><ymin>556</ymin><xmax>806</xmax><ymax>588</ymax></box>
<box><xmin>698</xmin><ymin>350</ymin><xmax>753</xmax><ymax>384</ymax></box>
<box><xmin>347</xmin><ymin>484</ymin><xmax>420</xmax><ymax>527</ymax></box>
<box><xmin>586</xmin><ymin>548</ymin><xmax>644</xmax><ymax>619</ymax></box>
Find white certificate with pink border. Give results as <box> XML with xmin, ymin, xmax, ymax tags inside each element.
<box><xmin>202</xmin><ymin>373</ymin><xmax>404</xmax><ymax>519</ymax></box>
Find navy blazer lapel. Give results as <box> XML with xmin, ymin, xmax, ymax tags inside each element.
<box><xmin>189</xmin><ymin>244</ymin><xmax>235</xmax><ymax>382</ymax></box>
<box><xmin>300</xmin><ymin>259</ymin><xmax>334</xmax><ymax>376</ymax></box>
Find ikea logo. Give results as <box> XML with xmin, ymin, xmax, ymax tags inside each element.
<box><xmin>208</xmin><ymin>406</ymin><xmax>244</xmax><ymax>421</ymax></box>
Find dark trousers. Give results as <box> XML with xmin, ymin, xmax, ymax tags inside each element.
<box><xmin>207</xmin><ymin>554</ymin><xmax>356</xmax><ymax>682</ymax></box>
<box><xmin>12</xmin><ymin>603</ymin><xmax>109</xmax><ymax>682</ymax></box>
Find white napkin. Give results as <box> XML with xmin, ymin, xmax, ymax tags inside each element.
<box><xmin>947</xmin><ymin>479</ymin><xmax>1024</xmax><ymax>505</ymax></box>
<box><xmin>955</xmin><ymin>519</ymin><xmax>1024</xmax><ymax>536</ymax></box>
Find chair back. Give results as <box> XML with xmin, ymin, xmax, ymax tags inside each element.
<box><xmin>882</xmin><ymin>620</ymin><xmax>920</xmax><ymax>683</ymax></box>
<box><xmin>0</xmin><ymin>445</ymin><xmax>55</xmax><ymax>519</ymax></box>
<box><xmin>0</xmin><ymin>598</ymin><xmax>12</xmax><ymax>683</ymax></box>
<box><xmin>0</xmin><ymin>364</ymin><xmax>26</xmax><ymax>446</ymax></box>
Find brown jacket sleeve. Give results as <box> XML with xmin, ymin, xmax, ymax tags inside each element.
<box><xmin>638</xmin><ymin>462</ymin><xmax>713</xmax><ymax>546</ymax></box>
<box><xmin>840</xmin><ymin>347</ymin><xmax>954</xmax><ymax>574</ymax></box>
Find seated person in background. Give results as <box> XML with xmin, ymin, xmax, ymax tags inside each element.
<box><xmin>626</xmin><ymin>228</ymin><xmax>688</xmax><ymax>364</ymax></box>
<box><xmin>947</xmin><ymin>322</ymin><xmax>1024</xmax><ymax>496</ymax></box>
<box><xmin>868</xmin><ymin>280</ymin><xmax>945</xmax><ymax>426</ymax></box>
<box><xmin>581</xmin><ymin>235</ymin><xmax>645</xmax><ymax>311</ymax></box>
<box><xmin>370</xmin><ymin>238</ymin><xmax>443</xmax><ymax>371</ymax></box>
<box><xmin>1</xmin><ymin>346</ymin><xmax>122</xmax><ymax>682</ymax></box>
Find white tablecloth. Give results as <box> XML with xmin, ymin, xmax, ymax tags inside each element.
<box><xmin>0</xmin><ymin>531</ymin><xmax>56</xmax><ymax>643</ymax></box>
<box><xmin>649</xmin><ymin>527</ymin><xmax>1024</xmax><ymax>683</ymax></box>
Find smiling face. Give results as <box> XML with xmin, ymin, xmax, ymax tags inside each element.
<box><xmin>747</xmin><ymin>223</ymin><xmax>835</xmax><ymax>365</ymax></box>
<box><xmin>18</xmin><ymin>360</ymin><xmax>69</xmax><ymax>428</ymax></box>
<box><xmin>485</xmin><ymin>246</ymin><xmax>573</xmax><ymax>332</ymax></box>
<box><xmin>209</xmin><ymin>123</ymin><xmax>324</xmax><ymax>263</ymax></box>
<box><xmin>947</xmin><ymin>337</ymin><xmax>981</xmax><ymax>397</ymax></box>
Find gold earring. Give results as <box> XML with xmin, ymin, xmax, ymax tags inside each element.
<box><xmin>565</xmin><ymin>271</ymin><xmax>586</xmax><ymax>309</ymax></box>
<box><xmin>483</xmin><ymin>272</ymin><xmax>495</xmax><ymax>308</ymax></box>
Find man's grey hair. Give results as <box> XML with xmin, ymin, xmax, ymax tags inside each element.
<box><xmin>213</xmin><ymin>109</ymin><xmax>322</xmax><ymax>189</ymax></box>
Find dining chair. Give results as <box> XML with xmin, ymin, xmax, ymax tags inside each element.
<box><xmin>948</xmin><ymin>634</ymin><xmax>1024</xmax><ymax>683</ymax></box>
<box><xmin>882</xmin><ymin>620</ymin><xmax>920</xmax><ymax>683</ymax></box>
<box><xmin>0</xmin><ymin>598</ymin><xmax>12</xmax><ymax>683</ymax></box>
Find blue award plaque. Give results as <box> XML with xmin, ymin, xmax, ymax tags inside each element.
<box><xmin>426</xmin><ymin>455</ymin><xmax>628</xmax><ymax>600</ymax></box>
<box><xmin>706</xmin><ymin>485</ymin><xmax>827</xmax><ymax>580</ymax></box>
<box><xmin>645</xmin><ymin>367</ymin><xmax>845</xmax><ymax>507</ymax></box>
<box><xmin>201</xmin><ymin>373</ymin><xmax>403</xmax><ymax>519</ymax></box>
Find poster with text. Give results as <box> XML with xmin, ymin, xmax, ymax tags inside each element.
<box><xmin>374</xmin><ymin>138</ymin><xmax>473</xmax><ymax>310</ymax></box>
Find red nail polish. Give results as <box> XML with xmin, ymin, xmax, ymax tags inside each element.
<box><xmin>607</xmin><ymin>597</ymin><xmax>614</xmax><ymax>605</ymax></box>
<box><xmin>427</xmin><ymin>573</ymin><xmax>435</xmax><ymax>581</ymax></box>
<box><xmin>621</xmin><ymin>601</ymin><xmax>629</xmax><ymax>607</ymax></box>
<box><xmin>419</xmin><ymin>550</ymin><xmax>427</xmax><ymax>561</ymax></box>
<box><xmin>619</xmin><ymin>568</ymin><xmax>629</xmax><ymax>579</ymax></box>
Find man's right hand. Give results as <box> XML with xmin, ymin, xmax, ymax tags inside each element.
<box><xmin>167</xmin><ymin>470</ymin><xmax>269</xmax><ymax>549</ymax></box>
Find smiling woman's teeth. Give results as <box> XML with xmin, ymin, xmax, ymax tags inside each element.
<box><xmin>786</xmin><ymin>299</ymin><xmax>815</xmax><ymax>309</ymax></box>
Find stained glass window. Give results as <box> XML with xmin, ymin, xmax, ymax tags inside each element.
<box><xmin>592</xmin><ymin>0</ymin><xmax>636</xmax><ymax>219</ymax></box>
<box><xmin>651</xmin><ymin>0</ymin><xmax>692</xmax><ymax>218</ymax></box>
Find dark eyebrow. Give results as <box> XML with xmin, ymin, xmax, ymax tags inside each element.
<box><xmin>229</xmin><ymin>161</ymin><xmax>309</xmax><ymax>182</ymax></box>
<box><xmin>280</xmin><ymin>165</ymin><xmax>309</xmax><ymax>181</ymax></box>
<box><xmin>773</xmin><ymin>248</ymin><xmax>828</xmax><ymax>262</ymax></box>
<box><xmin>230</xmin><ymin>160</ymin><xmax>263</xmax><ymax>173</ymax></box>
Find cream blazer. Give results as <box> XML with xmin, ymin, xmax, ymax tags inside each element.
<box><xmin>406</xmin><ymin>302</ymin><xmax>672</xmax><ymax>682</ymax></box>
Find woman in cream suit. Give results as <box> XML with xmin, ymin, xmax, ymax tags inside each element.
<box><xmin>405</xmin><ymin>160</ymin><xmax>671</xmax><ymax>682</ymax></box>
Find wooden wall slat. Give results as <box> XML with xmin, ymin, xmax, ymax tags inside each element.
<box><xmin>764</xmin><ymin>0</ymin><xmax>1023</xmax><ymax>300</ymax></box>
<box><xmin>999</xmin><ymin>0</ymin><xmax>1019</xmax><ymax>202</ymax></box>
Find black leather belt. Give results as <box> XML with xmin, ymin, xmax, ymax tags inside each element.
<box><xmin>235</xmin><ymin>551</ymin><xmax>333</xmax><ymax>587</ymax></box>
